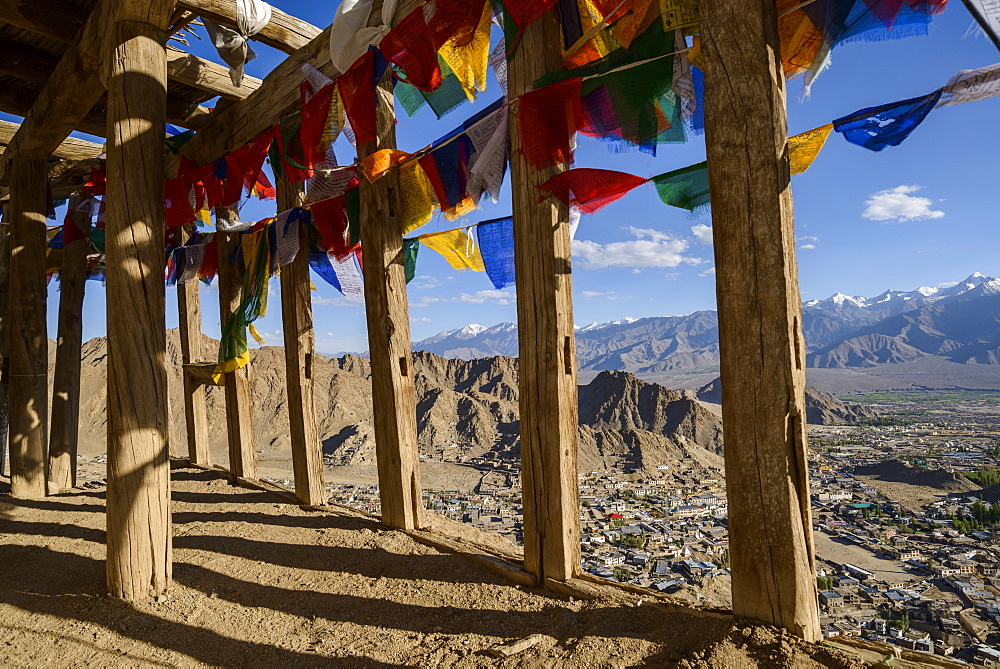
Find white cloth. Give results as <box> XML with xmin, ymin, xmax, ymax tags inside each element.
<box><xmin>216</xmin><ymin>208</ymin><xmax>253</xmax><ymax>232</ymax></box>
<box><xmin>330</xmin><ymin>252</ymin><xmax>365</xmax><ymax>297</ymax></box>
<box><xmin>671</xmin><ymin>31</ymin><xmax>696</xmax><ymax>123</ymax></box>
<box><xmin>179</xmin><ymin>244</ymin><xmax>206</xmax><ymax>284</ymax></box>
<box><xmin>489</xmin><ymin>39</ymin><xmax>507</xmax><ymax>95</ymax></box>
<box><xmin>301</xmin><ymin>64</ymin><xmax>334</xmax><ymax>99</ymax></box>
<box><xmin>965</xmin><ymin>0</ymin><xmax>1000</xmax><ymax>45</ymax></box>
<box><xmin>569</xmin><ymin>206</ymin><xmax>581</xmax><ymax>240</ymax></box>
<box><xmin>275</xmin><ymin>211</ymin><xmax>301</xmax><ymax>267</ymax></box>
<box><xmin>937</xmin><ymin>62</ymin><xmax>1000</xmax><ymax>107</ymax></box>
<box><xmin>204</xmin><ymin>0</ymin><xmax>272</xmax><ymax>87</ymax></box>
<box><xmin>466</xmin><ymin>107</ymin><xmax>508</xmax><ymax>204</ymax></box>
<box><xmin>329</xmin><ymin>0</ymin><xmax>399</xmax><ymax>74</ymax></box>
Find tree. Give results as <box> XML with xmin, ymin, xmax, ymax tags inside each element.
<box><xmin>613</xmin><ymin>567</ymin><xmax>632</xmax><ymax>582</ymax></box>
<box><xmin>715</xmin><ymin>548</ymin><xmax>730</xmax><ymax>570</ymax></box>
<box><xmin>581</xmin><ymin>500</ymin><xmax>591</xmax><ymax>508</ymax></box>
<box><xmin>817</xmin><ymin>576</ymin><xmax>835</xmax><ymax>591</ymax></box>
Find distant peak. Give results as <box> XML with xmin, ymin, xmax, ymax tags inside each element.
<box><xmin>457</xmin><ymin>323</ymin><xmax>487</xmax><ymax>336</ymax></box>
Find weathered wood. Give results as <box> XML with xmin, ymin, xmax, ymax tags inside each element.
<box><xmin>357</xmin><ymin>72</ymin><xmax>423</xmax><ymax>531</ymax></box>
<box><xmin>0</xmin><ymin>82</ymin><xmax>109</xmax><ymax>140</ymax></box>
<box><xmin>47</xmin><ymin>197</ymin><xmax>89</xmax><ymax>493</ymax></box>
<box><xmin>215</xmin><ymin>209</ymin><xmax>258</xmax><ymax>482</ymax></box>
<box><xmin>104</xmin><ymin>18</ymin><xmax>172</xmax><ymax>600</ymax></box>
<box><xmin>0</xmin><ymin>211</ymin><xmax>9</xmax><ymax>477</ymax></box>
<box><xmin>6</xmin><ymin>155</ymin><xmax>48</xmax><ymax>498</ymax></box>
<box><xmin>179</xmin><ymin>0</ymin><xmax>422</xmax><ymax>166</ymax></box>
<box><xmin>182</xmin><ymin>362</ymin><xmax>221</xmax><ymax>387</ymax></box>
<box><xmin>176</xmin><ymin>224</ymin><xmax>210</xmax><ymax>466</ymax></box>
<box><xmin>0</xmin><ymin>0</ymin><xmax>87</xmax><ymax>42</ymax></box>
<box><xmin>166</xmin><ymin>46</ymin><xmax>262</xmax><ymax>99</ymax></box>
<box><xmin>0</xmin><ymin>121</ymin><xmax>104</xmax><ymax>162</ymax></box>
<box><xmin>277</xmin><ymin>177</ymin><xmax>325</xmax><ymax>505</ymax></box>
<box><xmin>507</xmin><ymin>7</ymin><xmax>581</xmax><ymax>583</ymax></box>
<box><xmin>698</xmin><ymin>0</ymin><xmax>820</xmax><ymax>642</ymax></box>
<box><xmin>177</xmin><ymin>0</ymin><xmax>322</xmax><ymax>53</ymax></box>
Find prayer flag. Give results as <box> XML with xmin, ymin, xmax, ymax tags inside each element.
<box><xmin>538</xmin><ymin>168</ymin><xmax>648</xmax><ymax>213</ymax></box>
<box><xmin>399</xmin><ymin>161</ymin><xmax>438</xmax><ymax>233</ymax></box>
<box><xmin>651</xmin><ymin>161</ymin><xmax>709</xmax><ymax>211</ymax></box>
<box><xmin>788</xmin><ymin>123</ymin><xmax>833</xmax><ymax>175</ymax></box>
<box><xmin>833</xmin><ymin>90</ymin><xmax>942</xmax><ymax>152</ymax></box>
<box><xmin>938</xmin><ymin>63</ymin><xmax>1000</xmax><ymax>107</ymax></box>
<box><xmin>223</xmin><ymin>127</ymin><xmax>275</xmax><ymax>205</ymax></box>
<box><xmin>439</xmin><ymin>3</ymin><xmax>492</xmax><ymax>100</ymax></box>
<box><xmin>361</xmin><ymin>149</ymin><xmax>412</xmax><ymax>182</ymax></box>
<box><xmin>516</xmin><ymin>77</ymin><xmax>583</xmax><ymax>170</ymax></box>
<box><xmin>381</xmin><ymin>9</ymin><xmax>442</xmax><ymax>91</ymax></box>
<box><xmin>476</xmin><ymin>217</ymin><xmax>516</xmax><ymax>289</ymax></box>
<box><xmin>419</xmin><ymin>227</ymin><xmax>486</xmax><ymax>271</ymax></box>
<box><xmin>403</xmin><ymin>238</ymin><xmax>420</xmax><ymax>283</ymax></box>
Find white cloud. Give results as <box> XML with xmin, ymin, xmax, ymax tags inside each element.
<box><xmin>799</xmin><ymin>235</ymin><xmax>819</xmax><ymax>243</ymax></box>
<box><xmin>455</xmin><ymin>290</ymin><xmax>515</xmax><ymax>305</ymax></box>
<box><xmin>862</xmin><ymin>185</ymin><xmax>945</xmax><ymax>222</ymax></box>
<box><xmin>411</xmin><ymin>316</ymin><xmax>432</xmax><ymax>323</ymax></box>
<box><xmin>573</xmin><ymin>228</ymin><xmax>705</xmax><ymax>270</ymax></box>
<box><xmin>690</xmin><ymin>224</ymin><xmax>713</xmax><ymax>245</ymax></box>
<box><xmin>581</xmin><ymin>290</ymin><xmax>626</xmax><ymax>300</ymax></box>
<box><xmin>799</xmin><ymin>244</ymin><xmax>816</xmax><ymax>250</ymax></box>
<box><xmin>410</xmin><ymin>275</ymin><xmax>441</xmax><ymax>290</ymax></box>
<box><xmin>699</xmin><ymin>267</ymin><xmax>716</xmax><ymax>277</ymax></box>
<box><xmin>314</xmin><ymin>295</ymin><xmax>365</xmax><ymax>307</ymax></box>
<box><xmin>937</xmin><ymin>281</ymin><xmax>959</xmax><ymax>288</ymax></box>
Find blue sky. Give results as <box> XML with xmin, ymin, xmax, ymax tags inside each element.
<box><xmin>25</xmin><ymin>2</ymin><xmax>1000</xmax><ymax>355</ymax></box>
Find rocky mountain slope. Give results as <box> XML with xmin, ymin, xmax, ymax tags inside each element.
<box><xmin>412</xmin><ymin>274</ymin><xmax>1000</xmax><ymax>384</ymax></box>
<box><xmin>694</xmin><ymin>377</ymin><xmax>875</xmax><ymax>425</ymax></box>
<box><xmin>67</xmin><ymin>332</ymin><xmax>725</xmax><ymax>476</ymax></box>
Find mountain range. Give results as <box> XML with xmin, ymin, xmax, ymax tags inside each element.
<box><xmin>412</xmin><ymin>273</ymin><xmax>1000</xmax><ymax>393</ymax></box>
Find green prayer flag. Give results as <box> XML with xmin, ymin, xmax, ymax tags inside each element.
<box><xmin>651</xmin><ymin>161</ymin><xmax>710</xmax><ymax>212</ymax></box>
<box><xmin>403</xmin><ymin>238</ymin><xmax>420</xmax><ymax>283</ymax></box>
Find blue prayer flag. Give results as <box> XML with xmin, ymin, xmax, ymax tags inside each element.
<box><xmin>833</xmin><ymin>90</ymin><xmax>941</xmax><ymax>152</ymax></box>
<box><xmin>476</xmin><ymin>217</ymin><xmax>516</xmax><ymax>290</ymax></box>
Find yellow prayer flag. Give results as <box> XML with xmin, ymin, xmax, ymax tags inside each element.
<box><xmin>442</xmin><ymin>196</ymin><xmax>479</xmax><ymax>222</ymax></box>
<box><xmin>419</xmin><ymin>228</ymin><xmax>486</xmax><ymax>272</ymax></box>
<box><xmin>322</xmin><ymin>87</ymin><xmax>343</xmax><ymax>148</ymax></box>
<box><xmin>361</xmin><ymin>149</ymin><xmax>412</xmax><ymax>182</ymax></box>
<box><xmin>788</xmin><ymin>123</ymin><xmax>833</xmax><ymax>176</ymax></box>
<box><xmin>686</xmin><ymin>34</ymin><xmax>705</xmax><ymax>72</ymax></box>
<box><xmin>778</xmin><ymin>2</ymin><xmax>824</xmax><ymax>79</ymax></box>
<box><xmin>660</xmin><ymin>0</ymin><xmax>699</xmax><ymax>32</ymax></box>
<box><xmin>399</xmin><ymin>161</ymin><xmax>438</xmax><ymax>234</ymax></box>
<box><xmin>439</xmin><ymin>4</ymin><xmax>492</xmax><ymax>101</ymax></box>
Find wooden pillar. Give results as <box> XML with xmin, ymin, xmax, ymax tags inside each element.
<box><xmin>7</xmin><ymin>155</ymin><xmax>49</xmax><ymax>499</ymax></box>
<box><xmin>48</xmin><ymin>196</ymin><xmax>90</xmax><ymax>493</ymax></box>
<box><xmin>698</xmin><ymin>0</ymin><xmax>821</xmax><ymax>641</ymax></box>
<box><xmin>508</xmin><ymin>8</ymin><xmax>581</xmax><ymax>582</ymax></box>
<box><xmin>0</xmin><ymin>211</ymin><xmax>10</xmax><ymax>478</ymax></box>
<box><xmin>357</xmin><ymin>72</ymin><xmax>423</xmax><ymax>530</ymax></box>
<box><xmin>104</xmin><ymin>19</ymin><xmax>171</xmax><ymax>600</ymax></box>
<box><xmin>176</xmin><ymin>224</ymin><xmax>210</xmax><ymax>465</ymax></box>
<box><xmin>277</xmin><ymin>177</ymin><xmax>325</xmax><ymax>505</ymax></box>
<box><xmin>215</xmin><ymin>207</ymin><xmax>257</xmax><ymax>482</ymax></box>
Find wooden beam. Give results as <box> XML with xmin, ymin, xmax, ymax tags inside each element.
<box><xmin>6</xmin><ymin>154</ymin><xmax>48</xmax><ymax>498</ymax></box>
<box><xmin>166</xmin><ymin>46</ymin><xmax>262</xmax><ymax>99</ymax></box>
<box><xmin>0</xmin><ymin>121</ymin><xmax>102</xmax><ymax>161</ymax></box>
<box><xmin>104</xmin><ymin>17</ymin><xmax>172</xmax><ymax>601</ymax></box>
<box><xmin>179</xmin><ymin>0</ymin><xmax>422</xmax><ymax>166</ymax></box>
<box><xmin>0</xmin><ymin>81</ymin><xmax>108</xmax><ymax>140</ymax></box>
<box><xmin>215</xmin><ymin>208</ymin><xmax>258</xmax><ymax>482</ymax></box>
<box><xmin>0</xmin><ymin>0</ymin><xmax>87</xmax><ymax>42</ymax></box>
<box><xmin>277</xmin><ymin>177</ymin><xmax>326</xmax><ymax>505</ymax></box>
<box><xmin>176</xmin><ymin>225</ymin><xmax>210</xmax><ymax>466</ymax></box>
<box><xmin>357</xmin><ymin>72</ymin><xmax>423</xmax><ymax>531</ymax></box>
<box><xmin>507</xmin><ymin>7</ymin><xmax>582</xmax><ymax>583</ymax></box>
<box><xmin>698</xmin><ymin>0</ymin><xmax>821</xmax><ymax>641</ymax></box>
<box><xmin>0</xmin><ymin>209</ymin><xmax>9</xmax><ymax>476</ymax></box>
<box><xmin>47</xmin><ymin>196</ymin><xmax>89</xmax><ymax>493</ymax></box>
<box><xmin>176</xmin><ymin>0</ymin><xmax>322</xmax><ymax>53</ymax></box>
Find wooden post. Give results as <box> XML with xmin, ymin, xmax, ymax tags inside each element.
<box><xmin>357</xmin><ymin>72</ymin><xmax>423</xmax><ymax>530</ymax></box>
<box><xmin>104</xmin><ymin>19</ymin><xmax>172</xmax><ymax>600</ymax></box>
<box><xmin>507</xmin><ymin>8</ymin><xmax>581</xmax><ymax>582</ymax></box>
<box><xmin>215</xmin><ymin>207</ymin><xmax>258</xmax><ymax>482</ymax></box>
<box><xmin>277</xmin><ymin>177</ymin><xmax>325</xmax><ymax>505</ymax></box>
<box><xmin>6</xmin><ymin>155</ymin><xmax>49</xmax><ymax>499</ymax></box>
<box><xmin>698</xmin><ymin>0</ymin><xmax>821</xmax><ymax>641</ymax></box>
<box><xmin>176</xmin><ymin>223</ymin><xmax>210</xmax><ymax>465</ymax></box>
<box><xmin>0</xmin><ymin>211</ymin><xmax>9</xmax><ymax>477</ymax></box>
<box><xmin>48</xmin><ymin>195</ymin><xmax>90</xmax><ymax>492</ymax></box>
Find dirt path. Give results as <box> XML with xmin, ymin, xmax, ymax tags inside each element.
<box><xmin>1</xmin><ymin>464</ymin><xmax>859</xmax><ymax>667</ymax></box>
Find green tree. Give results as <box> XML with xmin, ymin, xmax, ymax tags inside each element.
<box><xmin>817</xmin><ymin>576</ymin><xmax>835</xmax><ymax>591</ymax></box>
<box><xmin>613</xmin><ymin>567</ymin><xmax>632</xmax><ymax>582</ymax></box>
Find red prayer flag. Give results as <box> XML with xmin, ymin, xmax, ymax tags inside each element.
<box><xmin>381</xmin><ymin>10</ymin><xmax>442</xmax><ymax>92</ymax></box>
<box><xmin>63</xmin><ymin>210</ymin><xmax>90</xmax><ymax>245</ymax></box>
<box><xmin>538</xmin><ymin>168</ymin><xmax>648</xmax><ymax>213</ymax></box>
<box><xmin>501</xmin><ymin>0</ymin><xmax>560</xmax><ymax>33</ymax></box>
<box><xmin>310</xmin><ymin>194</ymin><xmax>354</xmax><ymax>257</ymax></box>
<box><xmin>223</xmin><ymin>127</ymin><xmax>276</xmax><ymax>206</ymax></box>
<box><xmin>428</xmin><ymin>0</ymin><xmax>486</xmax><ymax>48</ymax></box>
<box><xmin>300</xmin><ymin>82</ymin><xmax>337</xmax><ymax>169</ymax></box>
<box><xmin>198</xmin><ymin>235</ymin><xmax>219</xmax><ymax>282</ymax></box>
<box><xmin>164</xmin><ymin>177</ymin><xmax>196</xmax><ymax>228</ymax></box>
<box><xmin>338</xmin><ymin>50</ymin><xmax>379</xmax><ymax>147</ymax></box>
<box><xmin>516</xmin><ymin>77</ymin><xmax>583</xmax><ymax>170</ymax></box>
<box><xmin>81</xmin><ymin>166</ymin><xmax>106</xmax><ymax>195</ymax></box>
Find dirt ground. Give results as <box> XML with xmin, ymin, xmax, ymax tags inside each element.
<box><xmin>1</xmin><ymin>464</ymin><xmax>862</xmax><ymax>667</ymax></box>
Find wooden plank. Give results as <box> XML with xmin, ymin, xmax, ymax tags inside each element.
<box><xmin>177</xmin><ymin>0</ymin><xmax>321</xmax><ymax>53</ymax></box>
<box><xmin>507</xmin><ymin>6</ymin><xmax>581</xmax><ymax>583</ymax></box>
<box><xmin>0</xmin><ymin>208</ymin><xmax>9</xmax><ymax>476</ymax></box>
<box><xmin>215</xmin><ymin>208</ymin><xmax>258</xmax><ymax>482</ymax></box>
<box><xmin>0</xmin><ymin>81</ymin><xmax>108</xmax><ymax>140</ymax></box>
<box><xmin>6</xmin><ymin>155</ymin><xmax>48</xmax><ymax>498</ymax></box>
<box><xmin>179</xmin><ymin>0</ymin><xmax>423</xmax><ymax>166</ymax></box>
<box><xmin>176</xmin><ymin>224</ymin><xmax>210</xmax><ymax>466</ymax></box>
<box><xmin>698</xmin><ymin>0</ymin><xmax>820</xmax><ymax>642</ymax></box>
<box><xmin>357</xmin><ymin>72</ymin><xmax>423</xmax><ymax>531</ymax></box>
<box><xmin>166</xmin><ymin>46</ymin><xmax>262</xmax><ymax>99</ymax></box>
<box><xmin>47</xmin><ymin>196</ymin><xmax>89</xmax><ymax>493</ymax></box>
<box><xmin>104</xmin><ymin>17</ymin><xmax>173</xmax><ymax>601</ymax></box>
<box><xmin>0</xmin><ymin>0</ymin><xmax>87</xmax><ymax>42</ymax></box>
<box><xmin>276</xmin><ymin>176</ymin><xmax>325</xmax><ymax>506</ymax></box>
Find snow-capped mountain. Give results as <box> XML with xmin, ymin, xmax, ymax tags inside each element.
<box><xmin>412</xmin><ymin>274</ymin><xmax>1000</xmax><ymax>376</ymax></box>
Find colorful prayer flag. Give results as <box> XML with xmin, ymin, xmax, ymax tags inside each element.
<box><xmin>538</xmin><ymin>168</ymin><xmax>648</xmax><ymax>213</ymax></box>
<box><xmin>833</xmin><ymin>90</ymin><xmax>942</xmax><ymax>152</ymax></box>
<box><xmin>788</xmin><ymin>124</ymin><xmax>833</xmax><ymax>175</ymax></box>
<box><xmin>651</xmin><ymin>161</ymin><xmax>709</xmax><ymax>211</ymax></box>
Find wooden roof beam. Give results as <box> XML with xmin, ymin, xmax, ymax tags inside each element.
<box><xmin>0</xmin><ymin>119</ymin><xmax>102</xmax><ymax>161</ymax></box>
<box><xmin>176</xmin><ymin>0</ymin><xmax>321</xmax><ymax>53</ymax></box>
<box><xmin>0</xmin><ymin>2</ymin><xmax>259</xmax><ymax>100</ymax></box>
<box><xmin>180</xmin><ymin>0</ymin><xmax>421</xmax><ymax>166</ymax></box>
